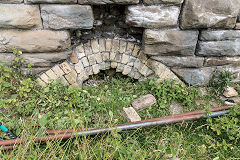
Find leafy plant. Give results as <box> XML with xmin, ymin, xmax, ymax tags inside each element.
<box><xmin>209</xmin><ymin>71</ymin><xmax>233</xmax><ymax>96</ymax></box>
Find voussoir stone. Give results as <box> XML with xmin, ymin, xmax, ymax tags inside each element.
<box><xmin>151</xmin><ymin>56</ymin><xmax>204</xmax><ymax>68</ymax></box>
<box><xmin>197</xmin><ymin>41</ymin><xmax>240</xmax><ymax>57</ymax></box>
<box><xmin>144</xmin><ymin>0</ymin><xmax>183</xmax><ymax>5</ymax></box>
<box><xmin>180</xmin><ymin>0</ymin><xmax>240</xmax><ymax>29</ymax></box>
<box><xmin>126</xmin><ymin>5</ymin><xmax>180</xmax><ymax>28</ymax></box>
<box><xmin>78</xmin><ymin>0</ymin><xmax>139</xmax><ymax>4</ymax></box>
<box><xmin>0</xmin><ymin>4</ymin><xmax>42</xmax><ymax>29</ymax></box>
<box><xmin>0</xmin><ymin>0</ymin><xmax>23</xmax><ymax>3</ymax></box>
<box><xmin>143</xmin><ymin>29</ymin><xmax>199</xmax><ymax>56</ymax></box>
<box><xmin>41</xmin><ymin>5</ymin><xmax>94</xmax><ymax>30</ymax></box>
<box><xmin>0</xmin><ymin>30</ymin><xmax>71</xmax><ymax>53</ymax></box>
<box><xmin>172</xmin><ymin>67</ymin><xmax>215</xmax><ymax>86</ymax></box>
<box><xmin>26</xmin><ymin>0</ymin><xmax>77</xmax><ymax>3</ymax></box>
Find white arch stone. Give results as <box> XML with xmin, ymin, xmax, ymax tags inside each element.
<box><xmin>37</xmin><ymin>39</ymin><xmax>181</xmax><ymax>87</ymax></box>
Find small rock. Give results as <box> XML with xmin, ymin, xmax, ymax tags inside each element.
<box><xmin>169</xmin><ymin>102</ymin><xmax>183</xmax><ymax>115</ymax></box>
<box><xmin>224</xmin><ymin>99</ymin><xmax>235</xmax><ymax>106</ymax></box>
<box><xmin>223</xmin><ymin>86</ymin><xmax>238</xmax><ymax>98</ymax></box>
<box><xmin>123</xmin><ymin>107</ymin><xmax>141</xmax><ymax>122</ymax></box>
<box><xmin>131</xmin><ymin>94</ymin><xmax>157</xmax><ymax>111</ymax></box>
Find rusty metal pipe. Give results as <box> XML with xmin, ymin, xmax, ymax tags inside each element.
<box><xmin>47</xmin><ymin>106</ymin><xmax>231</xmax><ymax>135</ymax></box>
<box><xmin>0</xmin><ymin>107</ymin><xmax>233</xmax><ymax>150</ymax></box>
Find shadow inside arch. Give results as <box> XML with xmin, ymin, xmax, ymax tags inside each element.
<box><xmin>37</xmin><ymin>39</ymin><xmax>181</xmax><ymax>87</ymax></box>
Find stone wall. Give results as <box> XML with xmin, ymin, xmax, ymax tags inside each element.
<box><xmin>0</xmin><ymin>0</ymin><xmax>240</xmax><ymax>86</ymax></box>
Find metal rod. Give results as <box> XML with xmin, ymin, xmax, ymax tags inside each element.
<box><xmin>0</xmin><ymin>106</ymin><xmax>234</xmax><ymax>150</ymax></box>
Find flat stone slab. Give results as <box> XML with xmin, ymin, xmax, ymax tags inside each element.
<box><xmin>126</xmin><ymin>5</ymin><xmax>180</xmax><ymax>28</ymax></box>
<box><xmin>26</xmin><ymin>0</ymin><xmax>77</xmax><ymax>3</ymax></box>
<box><xmin>0</xmin><ymin>4</ymin><xmax>42</xmax><ymax>29</ymax></box>
<box><xmin>180</xmin><ymin>0</ymin><xmax>239</xmax><ymax>29</ymax></box>
<box><xmin>41</xmin><ymin>5</ymin><xmax>94</xmax><ymax>30</ymax></box>
<box><xmin>123</xmin><ymin>107</ymin><xmax>141</xmax><ymax>122</ymax></box>
<box><xmin>78</xmin><ymin>0</ymin><xmax>139</xmax><ymax>4</ymax></box>
<box><xmin>0</xmin><ymin>0</ymin><xmax>23</xmax><ymax>3</ymax></box>
<box><xmin>0</xmin><ymin>30</ymin><xmax>71</xmax><ymax>53</ymax></box>
<box><xmin>131</xmin><ymin>94</ymin><xmax>157</xmax><ymax>111</ymax></box>
<box><xmin>143</xmin><ymin>29</ymin><xmax>199</xmax><ymax>56</ymax></box>
<box><xmin>143</xmin><ymin>0</ymin><xmax>183</xmax><ymax>5</ymax></box>
<box><xmin>200</xmin><ymin>30</ymin><xmax>240</xmax><ymax>41</ymax></box>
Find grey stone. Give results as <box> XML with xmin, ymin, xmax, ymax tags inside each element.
<box><xmin>122</xmin><ymin>107</ymin><xmax>141</xmax><ymax>122</ymax></box>
<box><xmin>126</xmin><ymin>5</ymin><xmax>180</xmax><ymax>28</ymax></box>
<box><xmin>131</xmin><ymin>94</ymin><xmax>156</xmax><ymax>111</ymax></box>
<box><xmin>0</xmin><ymin>0</ymin><xmax>23</xmax><ymax>3</ymax></box>
<box><xmin>172</xmin><ymin>67</ymin><xmax>215</xmax><ymax>86</ymax></box>
<box><xmin>144</xmin><ymin>0</ymin><xmax>183</xmax><ymax>5</ymax></box>
<box><xmin>169</xmin><ymin>102</ymin><xmax>183</xmax><ymax>115</ymax></box>
<box><xmin>238</xmin><ymin>12</ymin><xmax>240</xmax><ymax>22</ymax></box>
<box><xmin>143</xmin><ymin>29</ymin><xmax>199</xmax><ymax>56</ymax></box>
<box><xmin>0</xmin><ymin>30</ymin><xmax>71</xmax><ymax>53</ymax></box>
<box><xmin>0</xmin><ymin>53</ymin><xmax>14</xmax><ymax>65</ymax></box>
<box><xmin>20</xmin><ymin>51</ymin><xmax>72</xmax><ymax>67</ymax></box>
<box><xmin>200</xmin><ymin>30</ymin><xmax>240</xmax><ymax>41</ymax></box>
<box><xmin>151</xmin><ymin>56</ymin><xmax>204</xmax><ymax>68</ymax></box>
<box><xmin>197</xmin><ymin>41</ymin><xmax>240</xmax><ymax>57</ymax></box>
<box><xmin>180</xmin><ymin>0</ymin><xmax>240</xmax><ymax>29</ymax></box>
<box><xmin>78</xmin><ymin>0</ymin><xmax>139</xmax><ymax>5</ymax></box>
<box><xmin>26</xmin><ymin>0</ymin><xmax>77</xmax><ymax>3</ymax></box>
<box><xmin>204</xmin><ymin>57</ymin><xmax>240</xmax><ymax>67</ymax></box>
<box><xmin>0</xmin><ymin>4</ymin><xmax>42</xmax><ymax>29</ymax></box>
<box><xmin>41</xmin><ymin>5</ymin><xmax>94</xmax><ymax>29</ymax></box>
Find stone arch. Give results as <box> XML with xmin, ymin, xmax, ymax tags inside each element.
<box><xmin>37</xmin><ymin>39</ymin><xmax>181</xmax><ymax>87</ymax></box>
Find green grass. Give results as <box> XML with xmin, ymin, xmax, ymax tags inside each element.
<box><xmin>0</xmin><ymin>65</ymin><xmax>239</xmax><ymax>159</ymax></box>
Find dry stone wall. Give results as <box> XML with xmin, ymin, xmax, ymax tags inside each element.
<box><xmin>0</xmin><ymin>0</ymin><xmax>240</xmax><ymax>86</ymax></box>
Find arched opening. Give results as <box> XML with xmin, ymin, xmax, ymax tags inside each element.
<box><xmin>37</xmin><ymin>39</ymin><xmax>180</xmax><ymax>87</ymax></box>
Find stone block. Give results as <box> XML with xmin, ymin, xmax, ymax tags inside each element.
<box><xmin>95</xmin><ymin>53</ymin><xmax>103</xmax><ymax>63</ymax></box>
<box><xmin>0</xmin><ymin>0</ymin><xmax>23</xmax><ymax>3</ymax></box>
<box><xmin>111</xmin><ymin>62</ymin><xmax>118</xmax><ymax>68</ymax></box>
<box><xmin>83</xmin><ymin>41</ymin><xmax>92</xmax><ymax>55</ymax></box>
<box><xmin>119</xmin><ymin>40</ymin><xmax>127</xmax><ymax>53</ymax></box>
<box><xmin>70</xmin><ymin>51</ymin><xmax>79</xmax><ymax>64</ymax></box>
<box><xmin>122</xmin><ymin>107</ymin><xmax>141</xmax><ymax>122</ymax></box>
<box><xmin>78</xmin><ymin>71</ymin><xmax>89</xmax><ymax>81</ymax></box>
<box><xmin>45</xmin><ymin>69</ymin><xmax>58</xmax><ymax>80</ymax></box>
<box><xmin>106</xmin><ymin>39</ymin><xmax>112</xmax><ymax>52</ymax></box>
<box><xmin>116</xmin><ymin>63</ymin><xmax>124</xmax><ymax>72</ymax></box>
<box><xmin>0</xmin><ymin>53</ymin><xmax>14</xmax><ymax>66</ymax></box>
<box><xmin>0</xmin><ymin>30</ymin><xmax>71</xmax><ymax>53</ymax></box>
<box><xmin>138</xmin><ymin>51</ymin><xmax>148</xmax><ymax>64</ymax></box>
<box><xmin>26</xmin><ymin>0</ymin><xmax>77</xmax><ymax>3</ymax></box>
<box><xmin>197</xmin><ymin>41</ymin><xmax>240</xmax><ymax>57</ymax></box>
<box><xmin>126</xmin><ymin>5</ymin><xmax>180</xmax><ymax>28</ymax></box>
<box><xmin>0</xmin><ymin>4</ymin><xmax>42</xmax><ymax>29</ymax></box>
<box><xmin>204</xmin><ymin>57</ymin><xmax>240</xmax><ymax>67</ymax></box>
<box><xmin>92</xmin><ymin>64</ymin><xmax>100</xmax><ymax>74</ymax></box>
<box><xmin>59</xmin><ymin>76</ymin><xmax>69</xmax><ymax>85</ymax></box>
<box><xmin>114</xmin><ymin>53</ymin><xmax>122</xmax><ymax>63</ymax></box>
<box><xmin>110</xmin><ymin>52</ymin><xmax>116</xmax><ymax>61</ymax></box>
<box><xmin>87</xmin><ymin>54</ymin><xmax>96</xmax><ymax>65</ymax></box>
<box><xmin>20</xmin><ymin>51</ymin><xmax>72</xmax><ymax>67</ymax></box>
<box><xmin>180</xmin><ymin>0</ymin><xmax>240</xmax><ymax>29</ymax></box>
<box><xmin>91</xmin><ymin>39</ymin><xmax>99</xmax><ymax>53</ymax></box>
<box><xmin>40</xmin><ymin>73</ymin><xmax>51</xmax><ymax>83</ymax></box>
<box><xmin>78</xmin><ymin>0</ymin><xmax>139</xmax><ymax>5</ymax></box>
<box><xmin>75</xmin><ymin>45</ymin><xmax>86</xmax><ymax>59</ymax></box>
<box><xmin>151</xmin><ymin>56</ymin><xmax>204</xmax><ymax>68</ymax></box>
<box><xmin>131</xmin><ymin>94</ymin><xmax>156</xmax><ymax>111</ymax></box>
<box><xmin>99</xmin><ymin>39</ymin><xmax>106</xmax><ymax>52</ymax></box>
<box><xmin>85</xmin><ymin>66</ymin><xmax>93</xmax><ymax>76</ymax></box>
<box><xmin>125</xmin><ymin>42</ymin><xmax>134</xmax><ymax>55</ymax></box>
<box><xmin>75</xmin><ymin>61</ymin><xmax>85</xmax><ymax>73</ymax></box>
<box><xmin>132</xmin><ymin>45</ymin><xmax>140</xmax><ymax>57</ymax></box>
<box><xmin>65</xmin><ymin>71</ymin><xmax>77</xmax><ymax>85</ymax></box>
<box><xmin>172</xmin><ymin>67</ymin><xmax>215</xmax><ymax>86</ymax></box>
<box><xmin>122</xmin><ymin>65</ymin><xmax>132</xmax><ymax>75</ymax></box>
<box><xmin>59</xmin><ymin>61</ymin><xmax>73</xmax><ymax>74</ymax></box>
<box><xmin>143</xmin><ymin>29</ymin><xmax>199</xmax><ymax>56</ymax></box>
<box><xmin>81</xmin><ymin>57</ymin><xmax>90</xmax><ymax>67</ymax></box>
<box><xmin>200</xmin><ymin>30</ymin><xmax>240</xmax><ymax>41</ymax></box>
<box><xmin>144</xmin><ymin>0</ymin><xmax>183</xmax><ymax>5</ymax></box>
<box><xmin>121</xmin><ymin>54</ymin><xmax>129</xmax><ymax>64</ymax></box>
<box><xmin>36</xmin><ymin>78</ymin><xmax>46</xmax><ymax>87</ymax></box>
<box><xmin>52</xmin><ymin>65</ymin><xmax>65</xmax><ymax>77</ymax></box>
<box><xmin>102</xmin><ymin>52</ymin><xmax>110</xmax><ymax>61</ymax></box>
<box><xmin>235</xmin><ymin>23</ymin><xmax>240</xmax><ymax>30</ymax></box>
<box><xmin>41</xmin><ymin>5</ymin><xmax>93</xmax><ymax>29</ymax></box>
<box><xmin>112</xmin><ymin>39</ymin><xmax>119</xmax><ymax>52</ymax></box>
